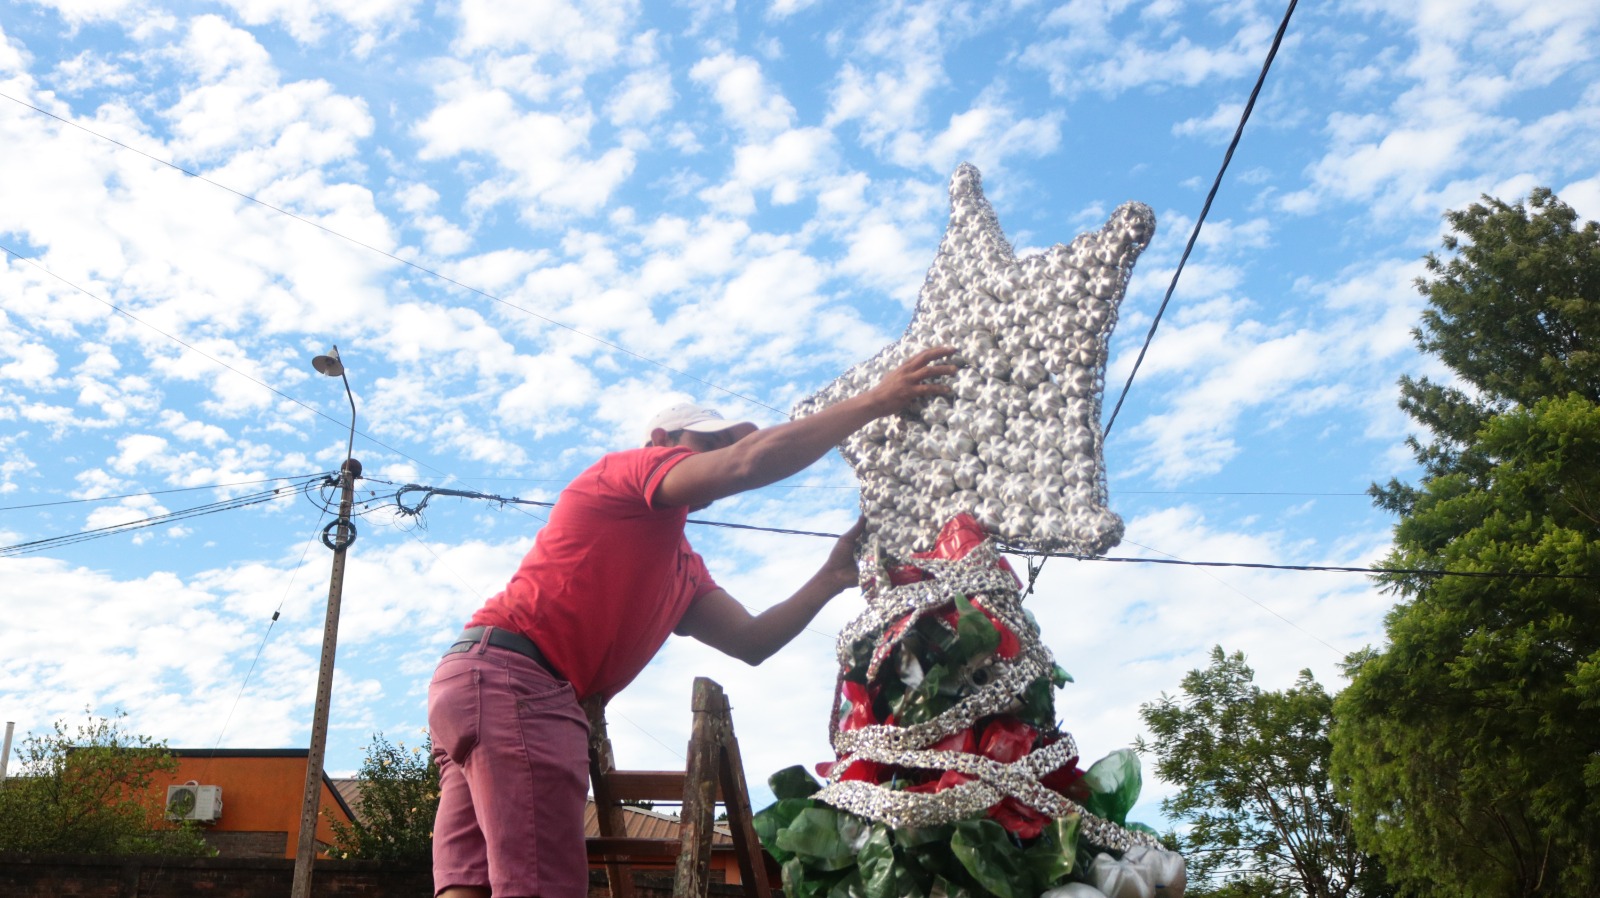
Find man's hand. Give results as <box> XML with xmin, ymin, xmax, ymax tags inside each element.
<box><xmin>820</xmin><ymin>517</ymin><xmax>866</xmax><ymax>593</ymax></box>
<box><xmin>863</xmin><ymin>347</ymin><xmax>959</xmax><ymax>417</ymax></box>
<box><xmin>651</xmin><ymin>347</ymin><xmax>959</xmax><ymax>510</ymax></box>
<box><xmin>677</xmin><ymin>520</ymin><xmax>866</xmax><ymax>665</ymax></box>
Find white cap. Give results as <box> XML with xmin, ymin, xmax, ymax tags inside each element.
<box><xmin>645</xmin><ymin>403</ymin><xmax>752</xmax><ymax>439</ymax></box>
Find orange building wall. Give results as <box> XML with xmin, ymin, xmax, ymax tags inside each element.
<box><xmin>164</xmin><ymin>754</ymin><xmax>352</xmax><ymax>859</ymax></box>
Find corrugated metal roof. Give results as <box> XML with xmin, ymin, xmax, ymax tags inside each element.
<box><xmin>331</xmin><ymin>778</ymin><xmax>364</xmax><ymax>819</ymax></box>
<box><xmin>584</xmin><ymin>801</ymin><xmax>734</xmax><ymax>845</ymax></box>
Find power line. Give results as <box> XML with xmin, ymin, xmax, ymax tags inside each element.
<box><xmin>436</xmin><ymin>479</ymin><xmax>1373</xmax><ymax>497</ymax></box>
<box><xmin>199</xmin><ymin>512</ymin><xmax>329</xmax><ymax>779</ymax></box>
<box><xmin>1116</xmin><ymin>538</ymin><xmax>1344</xmax><ymax>655</ymax></box>
<box><xmin>1001</xmin><ymin>547</ymin><xmax>1595</xmax><ymax>581</ymax></box>
<box><xmin>0</xmin><ymin>243</ymin><xmax>446</xmax><ymax>477</ymax></box>
<box><xmin>0</xmin><ymin>474</ymin><xmax>330</xmax><ymax>512</ymax></box>
<box><xmin>0</xmin><ymin>477</ymin><xmax>321</xmax><ymax>558</ymax></box>
<box><xmin>0</xmin><ymin>91</ymin><xmax>786</xmax><ymax>418</ymax></box>
<box><xmin>383</xmin><ymin>480</ymin><xmax>1590</xmax><ymax>581</ymax></box>
<box><xmin>1118</xmin><ymin>489</ymin><xmax>1369</xmax><ymax>497</ymax></box>
<box><xmin>1103</xmin><ymin>0</ymin><xmax>1300</xmax><ymax>438</ymax></box>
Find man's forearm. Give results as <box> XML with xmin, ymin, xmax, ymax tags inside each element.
<box><xmin>716</xmin><ymin>389</ymin><xmax>892</xmax><ymax>492</ymax></box>
<box><xmin>652</xmin><ymin>348</ymin><xmax>956</xmax><ymax>510</ymax></box>
<box><xmin>735</xmin><ymin>570</ymin><xmax>853</xmax><ymax>664</ymax></box>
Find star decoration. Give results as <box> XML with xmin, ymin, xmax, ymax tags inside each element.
<box><xmin>795</xmin><ymin>163</ymin><xmax>1156</xmax><ymax>558</ymax></box>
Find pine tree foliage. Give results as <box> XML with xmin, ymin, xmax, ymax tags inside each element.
<box><xmin>1371</xmin><ymin>188</ymin><xmax>1600</xmax><ymax>516</ymax></box>
<box><xmin>0</xmin><ymin>710</ymin><xmax>211</xmax><ymax>856</ymax></box>
<box><xmin>1334</xmin><ymin>189</ymin><xmax>1600</xmax><ymax>897</ymax></box>
<box><xmin>1139</xmin><ymin>647</ymin><xmax>1389</xmax><ymax>898</ymax></box>
<box><xmin>328</xmin><ymin>732</ymin><xmax>440</xmax><ymax>863</ymax></box>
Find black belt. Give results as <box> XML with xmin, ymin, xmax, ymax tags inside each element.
<box><xmin>445</xmin><ymin>626</ymin><xmax>563</xmax><ymax>679</ymax></box>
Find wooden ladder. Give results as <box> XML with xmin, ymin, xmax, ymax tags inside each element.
<box><xmin>584</xmin><ymin>677</ymin><xmax>774</xmax><ymax>898</ymax></box>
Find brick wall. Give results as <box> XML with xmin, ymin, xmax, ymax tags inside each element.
<box><xmin>0</xmin><ymin>853</ymin><xmax>432</xmax><ymax>897</ymax></box>
<box><xmin>0</xmin><ymin>853</ymin><xmax>755</xmax><ymax>897</ymax></box>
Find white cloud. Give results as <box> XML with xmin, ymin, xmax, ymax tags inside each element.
<box><xmin>0</xmin><ymin>434</ymin><xmax>35</xmax><ymax>494</ymax></box>
<box><xmin>23</xmin><ymin>0</ymin><xmax>146</xmax><ymax>26</ymax></box>
<box><xmin>416</xmin><ymin>76</ymin><xmax>636</xmax><ymax>219</ymax></box>
<box><xmin>887</xmin><ymin>100</ymin><xmax>1061</xmax><ymax>174</ymax></box>
<box><xmin>1172</xmin><ymin>101</ymin><xmax>1243</xmax><ymax>139</ymax></box>
<box><xmin>689</xmin><ymin>52</ymin><xmax>796</xmax><ymax>136</ymax></box>
<box><xmin>606</xmin><ymin>68</ymin><xmax>674</xmax><ymax>126</ymax></box>
<box><xmin>0</xmin><ymin>339</ymin><xmax>60</xmax><ymax>387</ymax></box>
<box><xmin>1560</xmin><ymin>174</ymin><xmax>1600</xmax><ymax>222</ymax></box>
<box><xmin>1021</xmin><ymin>3</ymin><xmax>1273</xmax><ymax>97</ymax></box>
<box><xmin>1283</xmin><ymin>2</ymin><xmax>1600</xmax><ymax>217</ymax></box>
<box><xmin>768</xmin><ymin>0</ymin><xmax>819</xmax><ymax>18</ymax></box>
<box><xmin>49</xmin><ymin>49</ymin><xmax>136</xmax><ymax>93</ymax></box>
<box><xmin>216</xmin><ymin>0</ymin><xmax>420</xmax><ymax>46</ymax></box>
<box><xmin>453</xmin><ymin>0</ymin><xmax>636</xmax><ymax>67</ymax></box>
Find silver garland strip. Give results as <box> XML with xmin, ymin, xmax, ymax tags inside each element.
<box><xmin>832</xmin><ymin>655</ymin><xmax>1047</xmax><ymax>756</ymax></box>
<box><xmin>816</xmin><ymin>780</ymin><xmax>1161</xmax><ymax>853</ymax></box>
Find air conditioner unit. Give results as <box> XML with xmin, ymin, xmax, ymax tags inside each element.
<box><xmin>166</xmin><ymin>783</ymin><xmax>223</xmax><ymax>823</ymax></box>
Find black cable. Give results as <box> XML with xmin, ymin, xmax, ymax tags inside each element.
<box><xmin>0</xmin><ymin>478</ymin><xmax>319</xmax><ymax>557</ymax></box>
<box><xmin>0</xmin><ymin>91</ymin><xmax>786</xmax><ymax>418</ymax></box>
<box><xmin>0</xmin><ymin>474</ymin><xmax>331</xmax><ymax>512</ymax></box>
<box><xmin>1118</xmin><ymin>489</ymin><xmax>1369</xmax><ymax>497</ymax></box>
<box><xmin>1000</xmin><ymin>547</ymin><xmax>1594</xmax><ymax>581</ymax></box>
<box><xmin>686</xmin><ymin>517</ymin><xmax>841</xmax><ymax>538</ymax></box>
<box><xmin>381</xmin><ymin>481</ymin><xmax>1588</xmax><ymax>581</ymax></box>
<box><xmin>1103</xmin><ymin>0</ymin><xmax>1300</xmax><ymax>438</ymax></box>
<box><xmin>392</xmin><ymin>484</ymin><xmax>556</xmax><ymax>518</ymax></box>
<box><xmin>0</xmin><ymin>243</ymin><xmax>445</xmax><ymax>476</ymax></box>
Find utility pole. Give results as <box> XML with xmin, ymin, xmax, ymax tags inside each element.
<box><xmin>291</xmin><ymin>347</ymin><xmax>361</xmax><ymax>898</ymax></box>
<box><xmin>2</xmin><ymin>721</ymin><xmax>13</xmax><ymax>781</ymax></box>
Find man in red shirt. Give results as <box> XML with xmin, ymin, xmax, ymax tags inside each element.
<box><xmin>429</xmin><ymin>347</ymin><xmax>956</xmax><ymax>898</ymax></box>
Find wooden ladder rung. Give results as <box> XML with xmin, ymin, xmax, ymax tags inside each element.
<box><xmin>586</xmin><ymin>678</ymin><xmax>773</xmax><ymax>898</ymax></box>
<box><xmin>588</xmin><ymin>837</ymin><xmax>754</xmax><ymax>862</ymax></box>
<box><xmin>586</xmin><ymin>837</ymin><xmax>682</xmax><ymax>861</ymax></box>
<box><xmin>606</xmin><ymin>770</ymin><xmax>724</xmax><ymax>801</ymax></box>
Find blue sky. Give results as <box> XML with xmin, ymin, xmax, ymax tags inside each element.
<box><xmin>2</xmin><ymin>0</ymin><xmax>1597</xmax><ymax>823</ymax></box>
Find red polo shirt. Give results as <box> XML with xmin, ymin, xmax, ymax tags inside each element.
<box><xmin>468</xmin><ymin>446</ymin><xmax>719</xmax><ymax>701</ymax></box>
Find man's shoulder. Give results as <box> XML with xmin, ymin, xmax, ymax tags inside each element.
<box><xmin>567</xmin><ymin>445</ymin><xmax>694</xmax><ymax>503</ymax></box>
<box><xmin>583</xmin><ymin>445</ymin><xmax>690</xmax><ymax>477</ymax></box>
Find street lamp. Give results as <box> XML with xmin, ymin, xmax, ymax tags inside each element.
<box><xmin>291</xmin><ymin>345</ymin><xmax>362</xmax><ymax>898</ymax></box>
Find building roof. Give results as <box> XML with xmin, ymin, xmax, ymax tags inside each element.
<box><xmin>583</xmin><ymin>802</ymin><xmax>734</xmax><ymax>845</ymax></box>
<box><xmin>330</xmin><ymin>777</ymin><xmax>730</xmax><ymax>846</ymax></box>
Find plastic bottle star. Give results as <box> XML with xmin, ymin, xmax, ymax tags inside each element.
<box><xmin>795</xmin><ymin>163</ymin><xmax>1155</xmax><ymax>558</ymax></box>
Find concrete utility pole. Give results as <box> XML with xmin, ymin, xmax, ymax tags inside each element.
<box><xmin>291</xmin><ymin>347</ymin><xmax>361</xmax><ymax>898</ymax></box>
<box><xmin>2</xmin><ymin>721</ymin><xmax>14</xmax><ymax>780</ymax></box>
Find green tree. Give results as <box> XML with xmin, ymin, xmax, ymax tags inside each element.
<box><xmin>328</xmin><ymin>732</ymin><xmax>439</xmax><ymax>862</ymax></box>
<box><xmin>0</xmin><ymin>710</ymin><xmax>211</xmax><ymax>856</ymax></box>
<box><xmin>1139</xmin><ymin>647</ymin><xmax>1389</xmax><ymax>898</ymax></box>
<box><xmin>1334</xmin><ymin>189</ymin><xmax>1600</xmax><ymax>897</ymax></box>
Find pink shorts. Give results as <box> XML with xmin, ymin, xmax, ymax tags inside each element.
<box><xmin>429</xmin><ymin>630</ymin><xmax>591</xmax><ymax>897</ymax></box>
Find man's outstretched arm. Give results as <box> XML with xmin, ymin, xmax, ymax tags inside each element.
<box><xmin>676</xmin><ymin>520</ymin><xmax>863</xmax><ymax>665</ymax></box>
<box><xmin>652</xmin><ymin>347</ymin><xmax>957</xmax><ymax>510</ymax></box>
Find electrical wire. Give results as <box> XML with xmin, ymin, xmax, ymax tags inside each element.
<box><xmin>1116</xmin><ymin>539</ymin><xmax>1344</xmax><ymax>655</ymax></box>
<box><xmin>199</xmin><ymin>512</ymin><xmax>330</xmax><ymax>781</ymax></box>
<box><xmin>0</xmin><ymin>90</ymin><xmax>786</xmax><ymax>418</ymax></box>
<box><xmin>0</xmin><ymin>474</ymin><xmax>331</xmax><ymax>512</ymax></box>
<box><xmin>0</xmin><ymin>242</ymin><xmax>445</xmax><ymax>476</ymax></box>
<box><xmin>440</xmin><ymin>477</ymin><xmax>1373</xmax><ymax>498</ymax></box>
<box><xmin>1102</xmin><ymin>0</ymin><xmax>1300</xmax><ymax>438</ymax></box>
<box><xmin>1002</xmin><ymin>547</ymin><xmax>1596</xmax><ymax>581</ymax></box>
<box><xmin>0</xmin><ymin>477</ymin><xmax>320</xmax><ymax>558</ymax></box>
<box><xmin>380</xmin><ymin>480</ymin><xmax>1592</xmax><ymax>581</ymax></box>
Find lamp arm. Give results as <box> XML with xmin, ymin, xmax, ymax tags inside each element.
<box><xmin>338</xmin><ymin>370</ymin><xmax>356</xmax><ymax>466</ymax></box>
